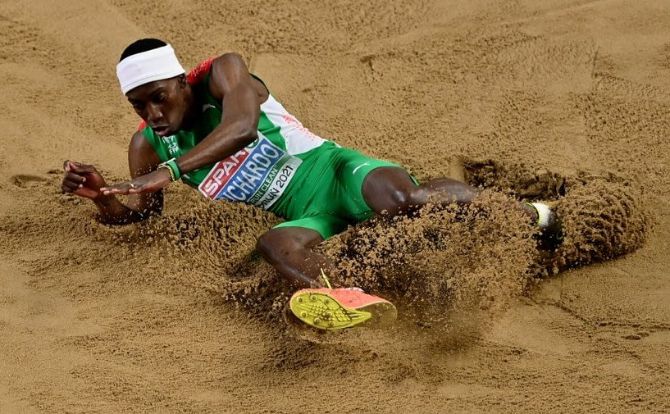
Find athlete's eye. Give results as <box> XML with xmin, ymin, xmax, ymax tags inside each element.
<box><xmin>153</xmin><ymin>94</ymin><xmax>167</xmax><ymax>103</ymax></box>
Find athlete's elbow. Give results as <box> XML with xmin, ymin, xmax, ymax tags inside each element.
<box><xmin>238</xmin><ymin>128</ymin><xmax>258</xmax><ymax>145</ymax></box>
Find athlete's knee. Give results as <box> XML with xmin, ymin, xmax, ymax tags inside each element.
<box><xmin>363</xmin><ymin>167</ymin><xmax>427</xmax><ymax>214</ymax></box>
<box><xmin>256</xmin><ymin>231</ymin><xmax>285</xmax><ymax>264</ymax></box>
<box><xmin>387</xmin><ymin>188</ymin><xmax>411</xmax><ymax>211</ymax></box>
<box><xmin>256</xmin><ymin>229</ymin><xmax>307</xmax><ymax>265</ymax></box>
<box><xmin>386</xmin><ymin>186</ymin><xmax>427</xmax><ymax>213</ymax></box>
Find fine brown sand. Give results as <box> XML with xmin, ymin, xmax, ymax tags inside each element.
<box><xmin>1</xmin><ymin>0</ymin><xmax>669</xmax><ymax>412</ymax></box>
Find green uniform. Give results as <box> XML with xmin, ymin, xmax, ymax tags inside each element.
<box><xmin>141</xmin><ymin>73</ymin><xmax>404</xmax><ymax>239</ymax></box>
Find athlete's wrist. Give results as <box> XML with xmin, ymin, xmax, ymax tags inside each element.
<box><xmin>159</xmin><ymin>158</ymin><xmax>181</xmax><ymax>181</ymax></box>
<box><xmin>92</xmin><ymin>192</ymin><xmax>116</xmax><ymax>206</ymax></box>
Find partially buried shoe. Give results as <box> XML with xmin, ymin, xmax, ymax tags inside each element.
<box><xmin>289</xmin><ymin>287</ymin><xmax>397</xmax><ymax>330</ymax></box>
<box><xmin>529</xmin><ymin>202</ymin><xmax>564</xmax><ymax>250</ymax></box>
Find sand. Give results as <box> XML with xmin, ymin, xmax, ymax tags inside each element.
<box><xmin>1</xmin><ymin>0</ymin><xmax>669</xmax><ymax>412</ymax></box>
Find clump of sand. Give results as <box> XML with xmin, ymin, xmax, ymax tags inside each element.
<box><xmin>320</xmin><ymin>190</ymin><xmax>537</xmax><ymax>328</ymax></box>
<box><xmin>91</xmin><ymin>165</ymin><xmax>649</xmax><ymax>333</ymax></box>
<box><xmin>461</xmin><ymin>159</ymin><xmax>649</xmax><ymax>275</ymax></box>
<box><xmin>553</xmin><ymin>174</ymin><xmax>649</xmax><ymax>272</ymax></box>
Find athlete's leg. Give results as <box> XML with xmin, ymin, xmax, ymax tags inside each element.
<box><xmin>360</xmin><ymin>167</ymin><xmax>475</xmax><ymax>215</ymax></box>
<box><xmin>256</xmin><ymin>227</ymin><xmax>336</xmax><ymax>288</ymax></box>
<box><xmin>361</xmin><ymin>166</ymin><xmax>538</xmax><ymax>220</ymax></box>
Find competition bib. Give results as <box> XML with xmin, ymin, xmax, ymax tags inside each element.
<box><xmin>197</xmin><ymin>134</ymin><xmax>302</xmax><ymax>210</ymax></box>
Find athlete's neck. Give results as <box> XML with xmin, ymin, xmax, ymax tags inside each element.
<box><xmin>178</xmin><ymin>86</ymin><xmax>198</xmax><ymax>131</ymax></box>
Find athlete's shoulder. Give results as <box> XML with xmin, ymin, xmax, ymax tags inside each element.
<box><xmin>208</xmin><ymin>53</ymin><xmax>251</xmax><ymax>82</ymax></box>
<box><xmin>211</xmin><ymin>52</ymin><xmax>245</xmax><ymax>66</ymax></box>
<box><xmin>187</xmin><ymin>53</ymin><xmax>251</xmax><ymax>86</ymax></box>
<box><xmin>187</xmin><ymin>56</ymin><xmax>216</xmax><ymax>85</ymax></box>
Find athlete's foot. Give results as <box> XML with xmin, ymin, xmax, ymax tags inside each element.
<box><xmin>289</xmin><ymin>287</ymin><xmax>397</xmax><ymax>330</ymax></box>
<box><xmin>529</xmin><ymin>202</ymin><xmax>564</xmax><ymax>250</ymax></box>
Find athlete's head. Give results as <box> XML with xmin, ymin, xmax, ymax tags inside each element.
<box><xmin>117</xmin><ymin>38</ymin><xmax>193</xmax><ymax>137</ymax></box>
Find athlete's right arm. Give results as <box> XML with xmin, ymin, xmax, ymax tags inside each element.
<box><xmin>61</xmin><ymin>131</ymin><xmax>163</xmax><ymax>224</ymax></box>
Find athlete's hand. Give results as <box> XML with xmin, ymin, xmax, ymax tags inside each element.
<box><xmin>100</xmin><ymin>168</ymin><xmax>172</xmax><ymax>196</ymax></box>
<box><xmin>62</xmin><ymin>161</ymin><xmax>107</xmax><ymax>200</ymax></box>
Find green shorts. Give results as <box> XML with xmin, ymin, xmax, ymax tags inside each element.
<box><xmin>271</xmin><ymin>146</ymin><xmax>415</xmax><ymax>240</ymax></box>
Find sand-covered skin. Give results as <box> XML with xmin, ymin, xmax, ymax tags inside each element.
<box><xmin>1</xmin><ymin>0</ymin><xmax>670</xmax><ymax>412</ymax></box>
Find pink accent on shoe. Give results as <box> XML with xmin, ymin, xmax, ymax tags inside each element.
<box><xmin>289</xmin><ymin>287</ymin><xmax>397</xmax><ymax>330</ymax></box>
<box><xmin>296</xmin><ymin>288</ymin><xmax>390</xmax><ymax>309</ymax></box>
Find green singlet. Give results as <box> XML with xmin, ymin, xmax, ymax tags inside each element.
<box><xmin>141</xmin><ymin>72</ymin><xmax>405</xmax><ymax>239</ymax></box>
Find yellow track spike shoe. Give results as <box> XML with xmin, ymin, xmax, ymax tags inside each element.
<box><xmin>289</xmin><ymin>288</ymin><xmax>397</xmax><ymax>330</ymax></box>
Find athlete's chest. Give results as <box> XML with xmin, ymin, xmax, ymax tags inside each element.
<box><xmin>159</xmin><ymin>104</ymin><xmax>221</xmax><ymax>158</ymax></box>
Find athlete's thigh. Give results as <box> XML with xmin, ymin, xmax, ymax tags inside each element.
<box><xmin>257</xmin><ymin>225</ymin><xmax>323</xmax><ymax>253</ymax></box>
<box><xmin>272</xmin><ymin>214</ymin><xmax>349</xmax><ymax>241</ymax></box>
<box><xmin>336</xmin><ymin>149</ymin><xmax>408</xmax><ymax>219</ymax></box>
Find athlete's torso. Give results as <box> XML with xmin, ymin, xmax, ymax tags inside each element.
<box><xmin>140</xmin><ymin>58</ymin><xmax>338</xmax><ymax>216</ymax></box>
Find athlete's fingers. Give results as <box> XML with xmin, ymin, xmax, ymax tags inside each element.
<box><xmin>100</xmin><ymin>188</ymin><xmax>125</xmax><ymax>196</ymax></box>
<box><xmin>102</xmin><ymin>185</ymin><xmax>147</xmax><ymax>195</ymax></box>
<box><xmin>69</xmin><ymin>162</ymin><xmax>97</xmax><ymax>174</ymax></box>
<box><xmin>64</xmin><ymin>160</ymin><xmax>86</xmax><ymax>172</ymax></box>
<box><xmin>62</xmin><ymin>178</ymin><xmax>83</xmax><ymax>190</ymax></box>
<box><xmin>64</xmin><ymin>172</ymin><xmax>86</xmax><ymax>183</ymax></box>
<box><xmin>61</xmin><ymin>178</ymin><xmax>78</xmax><ymax>192</ymax></box>
<box><xmin>100</xmin><ymin>183</ymin><xmax>132</xmax><ymax>196</ymax></box>
<box><xmin>62</xmin><ymin>181</ymin><xmax>87</xmax><ymax>194</ymax></box>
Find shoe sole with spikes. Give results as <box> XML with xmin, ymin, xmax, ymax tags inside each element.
<box><xmin>289</xmin><ymin>288</ymin><xmax>397</xmax><ymax>330</ymax></box>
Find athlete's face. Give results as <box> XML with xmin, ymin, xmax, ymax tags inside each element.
<box><xmin>126</xmin><ymin>76</ymin><xmax>191</xmax><ymax>137</ymax></box>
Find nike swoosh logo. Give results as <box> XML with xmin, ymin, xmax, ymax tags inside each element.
<box><xmin>352</xmin><ymin>162</ymin><xmax>370</xmax><ymax>175</ymax></box>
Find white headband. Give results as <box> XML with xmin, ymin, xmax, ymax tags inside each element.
<box><xmin>116</xmin><ymin>44</ymin><xmax>185</xmax><ymax>94</ymax></box>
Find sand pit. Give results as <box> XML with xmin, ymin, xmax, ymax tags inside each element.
<box><xmin>1</xmin><ymin>0</ymin><xmax>669</xmax><ymax>412</ymax></box>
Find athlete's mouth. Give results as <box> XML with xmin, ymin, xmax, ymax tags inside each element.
<box><xmin>151</xmin><ymin>125</ymin><xmax>171</xmax><ymax>136</ymax></box>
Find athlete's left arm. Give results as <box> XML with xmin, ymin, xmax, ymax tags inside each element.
<box><xmin>175</xmin><ymin>53</ymin><xmax>261</xmax><ymax>174</ymax></box>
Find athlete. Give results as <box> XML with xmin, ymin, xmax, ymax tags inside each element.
<box><xmin>62</xmin><ymin>39</ymin><xmax>561</xmax><ymax>329</ymax></box>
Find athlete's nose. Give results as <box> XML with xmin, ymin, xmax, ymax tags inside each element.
<box><xmin>146</xmin><ymin>102</ymin><xmax>164</xmax><ymax>125</ymax></box>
